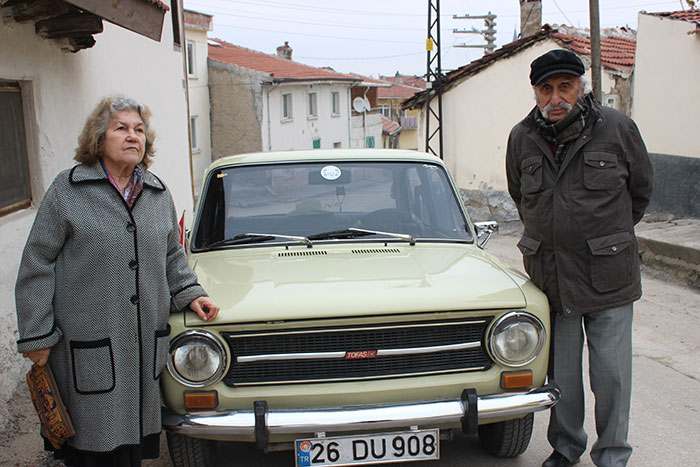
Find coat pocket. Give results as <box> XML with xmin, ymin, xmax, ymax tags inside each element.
<box><xmin>583</xmin><ymin>151</ymin><xmax>622</xmax><ymax>190</ymax></box>
<box><xmin>517</xmin><ymin>235</ymin><xmax>543</xmax><ymax>287</ymax></box>
<box><xmin>154</xmin><ymin>324</ymin><xmax>171</xmax><ymax>379</ymax></box>
<box><xmin>586</xmin><ymin>231</ymin><xmax>634</xmax><ymax>293</ymax></box>
<box><xmin>520</xmin><ymin>156</ymin><xmax>544</xmax><ymax>194</ymax></box>
<box><xmin>70</xmin><ymin>338</ymin><xmax>115</xmax><ymax>394</ymax></box>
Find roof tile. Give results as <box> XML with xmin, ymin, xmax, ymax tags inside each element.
<box><xmin>208</xmin><ymin>39</ymin><xmax>358</xmax><ymax>82</ymax></box>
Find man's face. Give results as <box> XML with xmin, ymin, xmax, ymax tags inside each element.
<box><xmin>534</xmin><ymin>74</ymin><xmax>582</xmax><ymax>122</ymax></box>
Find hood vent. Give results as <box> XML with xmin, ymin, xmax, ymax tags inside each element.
<box><xmin>351</xmin><ymin>248</ymin><xmax>402</xmax><ymax>255</ymax></box>
<box><xmin>278</xmin><ymin>250</ymin><xmax>327</xmax><ymax>257</ymax></box>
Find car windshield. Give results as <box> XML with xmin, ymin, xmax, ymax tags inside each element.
<box><xmin>191</xmin><ymin>161</ymin><xmax>472</xmax><ymax>251</ymax></box>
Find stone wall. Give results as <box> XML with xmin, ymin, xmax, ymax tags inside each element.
<box><xmin>646</xmin><ymin>153</ymin><xmax>700</xmax><ymax>219</ymax></box>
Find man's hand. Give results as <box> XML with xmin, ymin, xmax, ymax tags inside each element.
<box><xmin>189</xmin><ymin>296</ymin><xmax>220</xmax><ymax>321</ymax></box>
<box><xmin>23</xmin><ymin>348</ymin><xmax>51</xmax><ymax>367</ymax></box>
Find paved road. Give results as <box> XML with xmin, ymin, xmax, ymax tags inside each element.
<box><xmin>3</xmin><ymin>233</ymin><xmax>698</xmax><ymax>467</ymax></box>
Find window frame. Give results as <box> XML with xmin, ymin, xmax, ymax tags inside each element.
<box><xmin>190</xmin><ymin>115</ymin><xmax>199</xmax><ymax>152</ymax></box>
<box><xmin>282</xmin><ymin>93</ymin><xmax>293</xmax><ymax>121</ymax></box>
<box><xmin>307</xmin><ymin>92</ymin><xmax>318</xmax><ymax>119</ymax></box>
<box><xmin>0</xmin><ymin>81</ymin><xmax>32</xmax><ymax>216</ymax></box>
<box><xmin>331</xmin><ymin>91</ymin><xmax>340</xmax><ymax>117</ymax></box>
<box><xmin>186</xmin><ymin>40</ymin><xmax>197</xmax><ymax>78</ymax></box>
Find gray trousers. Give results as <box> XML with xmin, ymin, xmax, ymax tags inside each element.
<box><xmin>547</xmin><ymin>303</ymin><xmax>633</xmax><ymax>467</ymax></box>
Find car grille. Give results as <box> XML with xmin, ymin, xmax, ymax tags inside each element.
<box><xmin>221</xmin><ymin>318</ymin><xmax>492</xmax><ymax>386</ymax></box>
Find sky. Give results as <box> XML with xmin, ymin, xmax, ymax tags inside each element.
<box><xmin>182</xmin><ymin>0</ymin><xmax>688</xmax><ymax>79</ymax></box>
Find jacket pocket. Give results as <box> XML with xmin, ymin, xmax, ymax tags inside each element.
<box><xmin>520</xmin><ymin>156</ymin><xmax>544</xmax><ymax>194</ymax></box>
<box><xmin>70</xmin><ymin>338</ymin><xmax>115</xmax><ymax>394</ymax></box>
<box><xmin>517</xmin><ymin>235</ymin><xmax>543</xmax><ymax>288</ymax></box>
<box><xmin>583</xmin><ymin>151</ymin><xmax>622</xmax><ymax>190</ymax></box>
<box><xmin>586</xmin><ymin>231</ymin><xmax>634</xmax><ymax>293</ymax></box>
<box><xmin>154</xmin><ymin>324</ymin><xmax>171</xmax><ymax>379</ymax></box>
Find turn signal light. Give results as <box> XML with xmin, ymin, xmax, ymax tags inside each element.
<box><xmin>184</xmin><ymin>391</ymin><xmax>218</xmax><ymax>410</ymax></box>
<box><xmin>501</xmin><ymin>370</ymin><xmax>533</xmax><ymax>389</ymax></box>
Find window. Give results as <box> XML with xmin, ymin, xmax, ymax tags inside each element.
<box><xmin>282</xmin><ymin>93</ymin><xmax>293</xmax><ymax>120</ymax></box>
<box><xmin>0</xmin><ymin>82</ymin><xmax>31</xmax><ymax>216</ymax></box>
<box><xmin>312</xmin><ymin>138</ymin><xmax>321</xmax><ymax>149</ymax></box>
<box><xmin>333</xmin><ymin>141</ymin><xmax>342</xmax><ymax>148</ymax></box>
<box><xmin>186</xmin><ymin>41</ymin><xmax>196</xmax><ymax>77</ymax></box>
<box><xmin>307</xmin><ymin>92</ymin><xmax>318</xmax><ymax>119</ymax></box>
<box><xmin>378</xmin><ymin>104</ymin><xmax>391</xmax><ymax>119</ymax></box>
<box><xmin>331</xmin><ymin>91</ymin><xmax>340</xmax><ymax>116</ymax></box>
<box><xmin>170</xmin><ymin>0</ymin><xmax>182</xmax><ymax>47</ymax></box>
<box><xmin>365</xmin><ymin>136</ymin><xmax>375</xmax><ymax>148</ymax></box>
<box><xmin>190</xmin><ymin>115</ymin><xmax>199</xmax><ymax>151</ymax></box>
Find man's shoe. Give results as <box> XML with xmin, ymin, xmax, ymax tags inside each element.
<box><xmin>542</xmin><ymin>451</ymin><xmax>580</xmax><ymax>467</ymax></box>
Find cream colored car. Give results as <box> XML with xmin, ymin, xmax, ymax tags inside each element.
<box><xmin>161</xmin><ymin>149</ymin><xmax>559</xmax><ymax>467</ymax></box>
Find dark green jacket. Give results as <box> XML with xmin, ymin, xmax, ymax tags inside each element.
<box><xmin>506</xmin><ymin>101</ymin><xmax>653</xmax><ymax>317</ymax></box>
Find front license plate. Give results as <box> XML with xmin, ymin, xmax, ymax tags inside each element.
<box><xmin>295</xmin><ymin>429</ymin><xmax>440</xmax><ymax>466</ymax></box>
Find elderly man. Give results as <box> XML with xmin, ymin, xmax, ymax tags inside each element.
<box><xmin>505</xmin><ymin>49</ymin><xmax>654</xmax><ymax>467</ymax></box>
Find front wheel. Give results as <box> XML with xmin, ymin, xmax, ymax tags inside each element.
<box><xmin>477</xmin><ymin>413</ymin><xmax>534</xmax><ymax>458</ymax></box>
<box><xmin>166</xmin><ymin>431</ymin><xmax>217</xmax><ymax>467</ymax></box>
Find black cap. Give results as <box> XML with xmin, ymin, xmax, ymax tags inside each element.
<box><xmin>529</xmin><ymin>49</ymin><xmax>585</xmax><ymax>86</ymax></box>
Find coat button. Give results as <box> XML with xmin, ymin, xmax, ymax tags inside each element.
<box><xmin>130</xmin><ymin>295</ymin><xmax>139</xmax><ymax>304</ymax></box>
<box><xmin>129</xmin><ymin>260</ymin><xmax>138</xmax><ymax>270</ymax></box>
<box><xmin>612</xmin><ymin>246</ymin><xmax>618</xmax><ymax>252</ymax></box>
<box><xmin>564</xmin><ymin>308</ymin><xmax>572</xmax><ymax>315</ymax></box>
<box><xmin>599</xmin><ymin>161</ymin><xmax>605</xmax><ymax>167</ymax></box>
<box><xmin>126</xmin><ymin>222</ymin><xmax>136</xmax><ymax>233</ymax></box>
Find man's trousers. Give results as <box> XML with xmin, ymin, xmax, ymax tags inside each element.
<box><xmin>547</xmin><ymin>303</ymin><xmax>634</xmax><ymax>467</ymax></box>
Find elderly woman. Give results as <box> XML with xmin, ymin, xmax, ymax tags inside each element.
<box><xmin>15</xmin><ymin>96</ymin><xmax>219</xmax><ymax>466</ymax></box>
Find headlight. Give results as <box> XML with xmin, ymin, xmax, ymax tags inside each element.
<box><xmin>488</xmin><ymin>312</ymin><xmax>546</xmax><ymax>367</ymax></box>
<box><xmin>167</xmin><ymin>330</ymin><xmax>226</xmax><ymax>387</ymax></box>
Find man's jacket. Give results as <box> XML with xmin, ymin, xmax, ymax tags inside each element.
<box><xmin>506</xmin><ymin>100</ymin><xmax>653</xmax><ymax>317</ymax></box>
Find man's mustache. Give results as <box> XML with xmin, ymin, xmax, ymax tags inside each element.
<box><xmin>542</xmin><ymin>101</ymin><xmax>573</xmax><ymax>119</ymax></box>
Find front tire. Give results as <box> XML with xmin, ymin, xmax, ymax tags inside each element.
<box><xmin>477</xmin><ymin>413</ymin><xmax>534</xmax><ymax>458</ymax></box>
<box><xmin>166</xmin><ymin>431</ymin><xmax>217</xmax><ymax>467</ymax></box>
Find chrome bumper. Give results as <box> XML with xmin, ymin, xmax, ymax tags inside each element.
<box><xmin>163</xmin><ymin>385</ymin><xmax>559</xmax><ymax>438</ymax></box>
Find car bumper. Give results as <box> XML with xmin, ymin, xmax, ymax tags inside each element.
<box><xmin>163</xmin><ymin>384</ymin><xmax>559</xmax><ymax>439</ymax></box>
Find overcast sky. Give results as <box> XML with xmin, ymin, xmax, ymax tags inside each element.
<box><xmin>182</xmin><ymin>0</ymin><xmax>687</xmax><ymax>78</ymax></box>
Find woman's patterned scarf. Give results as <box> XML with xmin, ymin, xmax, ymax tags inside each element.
<box><xmin>535</xmin><ymin>94</ymin><xmax>593</xmax><ymax>168</ymax></box>
<box><xmin>100</xmin><ymin>160</ymin><xmax>144</xmax><ymax>208</ymax></box>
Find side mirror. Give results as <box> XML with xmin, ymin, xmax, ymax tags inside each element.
<box><xmin>474</xmin><ymin>221</ymin><xmax>499</xmax><ymax>249</ymax></box>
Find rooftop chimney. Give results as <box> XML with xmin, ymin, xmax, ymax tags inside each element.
<box><xmin>520</xmin><ymin>0</ymin><xmax>542</xmax><ymax>38</ymax></box>
<box><xmin>276</xmin><ymin>41</ymin><xmax>293</xmax><ymax>60</ymax></box>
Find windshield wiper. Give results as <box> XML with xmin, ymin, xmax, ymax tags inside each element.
<box><xmin>206</xmin><ymin>232</ymin><xmax>312</xmax><ymax>249</ymax></box>
<box><xmin>307</xmin><ymin>228</ymin><xmax>376</xmax><ymax>241</ymax></box>
<box><xmin>347</xmin><ymin>227</ymin><xmax>415</xmax><ymax>246</ymax></box>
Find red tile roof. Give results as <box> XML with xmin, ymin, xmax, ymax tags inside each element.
<box><xmin>146</xmin><ymin>0</ymin><xmax>169</xmax><ymax>11</ymax></box>
<box><xmin>554</xmin><ymin>26</ymin><xmax>636</xmax><ymax>71</ymax></box>
<box><xmin>380</xmin><ymin>75</ymin><xmax>427</xmax><ymax>90</ymax></box>
<box><xmin>378</xmin><ymin>82</ymin><xmax>423</xmax><ymax>99</ymax></box>
<box><xmin>208</xmin><ymin>39</ymin><xmax>359</xmax><ymax>83</ymax></box>
<box><xmin>403</xmin><ymin>24</ymin><xmax>637</xmax><ymax>109</ymax></box>
<box><xmin>382</xmin><ymin>117</ymin><xmax>401</xmax><ymax>135</ymax></box>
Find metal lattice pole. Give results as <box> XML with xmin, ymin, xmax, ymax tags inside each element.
<box><xmin>425</xmin><ymin>0</ymin><xmax>444</xmax><ymax>159</ymax></box>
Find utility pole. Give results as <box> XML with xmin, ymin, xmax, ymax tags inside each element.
<box><xmin>589</xmin><ymin>0</ymin><xmax>602</xmax><ymax>102</ymax></box>
<box><xmin>453</xmin><ymin>12</ymin><xmax>497</xmax><ymax>55</ymax></box>
<box><xmin>425</xmin><ymin>0</ymin><xmax>444</xmax><ymax>159</ymax></box>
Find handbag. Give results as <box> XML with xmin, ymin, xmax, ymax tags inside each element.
<box><xmin>26</xmin><ymin>363</ymin><xmax>75</xmax><ymax>449</ymax></box>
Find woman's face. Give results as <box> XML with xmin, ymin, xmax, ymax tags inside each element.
<box><xmin>101</xmin><ymin>109</ymin><xmax>146</xmax><ymax>169</ymax></box>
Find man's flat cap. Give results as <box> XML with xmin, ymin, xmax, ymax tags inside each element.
<box><xmin>530</xmin><ymin>49</ymin><xmax>585</xmax><ymax>85</ymax></box>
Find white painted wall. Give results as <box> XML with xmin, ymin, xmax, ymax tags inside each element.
<box><xmin>263</xmin><ymin>83</ymin><xmax>352</xmax><ymax>151</ymax></box>
<box><xmin>0</xmin><ymin>14</ymin><xmax>191</xmax><ymax>427</ymax></box>
<box><xmin>421</xmin><ymin>39</ymin><xmax>616</xmax><ymax>191</ymax></box>
<box><xmin>351</xmin><ymin>112</ymin><xmax>383</xmax><ymax>149</ymax></box>
<box><xmin>633</xmin><ymin>14</ymin><xmax>700</xmax><ymax>158</ymax></box>
<box><xmin>185</xmin><ymin>26</ymin><xmax>213</xmax><ymax>197</ymax></box>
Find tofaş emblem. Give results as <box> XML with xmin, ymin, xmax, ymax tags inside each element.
<box><xmin>345</xmin><ymin>350</ymin><xmax>377</xmax><ymax>359</ymax></box>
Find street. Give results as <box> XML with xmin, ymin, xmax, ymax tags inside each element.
<box><xmin>2</xmin><ymin>231</ymin><xmax>698</xmax><ymax>467</ymax></box>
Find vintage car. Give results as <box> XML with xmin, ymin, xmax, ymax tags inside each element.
<box><xmin>161</xmin><ymin>149</ymin><xmax>559</xmax><ymax>467</ymax></box>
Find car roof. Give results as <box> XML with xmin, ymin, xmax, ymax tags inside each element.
<box><xmin>208</xmin><ymin>149</ymin><xmax>444</xmax><ymax>171</ymax></box>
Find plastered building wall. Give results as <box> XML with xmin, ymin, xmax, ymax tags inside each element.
<box><xmin>0</xmin><ymin>16</ymin><xmax>192</xmax><ymax>428</ymax></box>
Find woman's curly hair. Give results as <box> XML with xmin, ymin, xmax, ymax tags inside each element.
<box><xmin>74</xmin><ymin>96</ymin><xmax>157</xmax><ymax>169</ymax></box>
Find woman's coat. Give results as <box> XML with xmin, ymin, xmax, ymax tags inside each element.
<box><xmin>15</xmin><ymin>162</ymin><xmax>206</xmax><ymax>452</ymax></box>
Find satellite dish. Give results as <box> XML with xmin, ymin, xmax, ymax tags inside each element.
<box><xmin>352</xmin><ymin>96</ymin><xmax>367</xmax><ymax>113</ymax></box>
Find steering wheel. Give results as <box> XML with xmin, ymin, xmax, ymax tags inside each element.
<box><xmin>354</xmin><ymin>208</ymin><xmax>425</xmax><ymax>235</ymax></box>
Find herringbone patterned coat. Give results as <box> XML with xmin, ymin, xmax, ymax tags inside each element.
<box><xmin>15</xmin><ymin>163</ymin><xmax>206</xmax><ymax>452</ymax></box>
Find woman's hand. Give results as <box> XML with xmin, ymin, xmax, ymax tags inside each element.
<box><xmin>23</xmin><ymin>348</ymin><xmax>51</xmax><ymax>366</ymax></box>
<box><xmin>189</xmin><ymin>296</ymin><xmax>220</xmax><ymax>321</ymax></box>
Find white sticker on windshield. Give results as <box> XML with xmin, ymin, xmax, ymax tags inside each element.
<box><xmin>321</xmin><ymin>165</ymin><xmax>341</xmax><ymax>180</ymax></box>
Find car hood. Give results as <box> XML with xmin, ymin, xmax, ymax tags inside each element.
<box><xmin>187</xmin><ymin>243</ymin><xmax>526</xmax><ymax>325</ymax></box>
